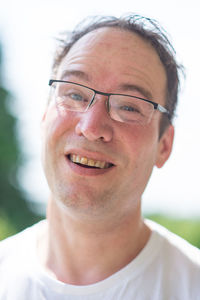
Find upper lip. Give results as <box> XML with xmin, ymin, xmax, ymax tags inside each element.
<box><xmin>65</xmin><ymin>148</ymin><xmax>116</xmax><ymax>165</ymax></box>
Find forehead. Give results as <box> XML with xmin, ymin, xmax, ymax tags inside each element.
<box><xmin>57</xmin><ymin>27</ymin><xmax>167</xmax><ymax>101</ymax></box>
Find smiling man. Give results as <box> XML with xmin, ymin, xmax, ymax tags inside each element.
<box><xmin>0</xmin><ymin>14</ymin><xmax>200</xmax><ymax>299</ymax></box>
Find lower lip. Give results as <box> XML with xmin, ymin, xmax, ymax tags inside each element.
<box><xmin>66</xmin><ymin>156</ymin><xmax>114</xmax><ymax>176</ymax></box>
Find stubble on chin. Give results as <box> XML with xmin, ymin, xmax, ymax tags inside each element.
<box><xmin>51</xmin><ymin>182</ymin><xmax>117</xmax><ymax>219</ymax></box>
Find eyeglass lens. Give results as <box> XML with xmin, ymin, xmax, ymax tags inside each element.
<box><xmin>52</xmin><ymin>81</ymin><xmax>155</xmax><ymax>124</ymax></box>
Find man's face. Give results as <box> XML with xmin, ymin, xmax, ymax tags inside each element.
<box><xmin>41</xmin><ymin>28</ymin><xmax>173</xmax><ymax>220</ymax></box>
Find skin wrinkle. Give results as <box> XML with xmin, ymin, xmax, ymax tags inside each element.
<box><xmin>59</xmin><ymin>69</ymin><xmax>154</xmax><ymax>101</ymax></box>
<box><xmin>58</xmin><ymin>61</ymin><xmax>161</xmax><ymax>103</ymax></box>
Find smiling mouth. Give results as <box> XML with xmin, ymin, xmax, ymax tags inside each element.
<box><xmin>68</xmin><ymin>154</ymin><xmax>113</xmax><ymax>169</ymax></box>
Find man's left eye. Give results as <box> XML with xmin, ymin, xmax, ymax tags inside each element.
<box><xmin>120</xmin><ymin>105</ymin><xmax>139</xmax><ymax>113</ymax></box>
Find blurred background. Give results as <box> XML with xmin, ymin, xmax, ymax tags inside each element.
<box><xmin>0</xmin><ymin>0</ymin><xmax>200</xmax><ymax>247</ymax></box>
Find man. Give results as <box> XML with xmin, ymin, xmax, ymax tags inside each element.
<box><xmin>0</xmin><ymin>14</ymin><xmax>199</xmax><ymax>299</ymax></box>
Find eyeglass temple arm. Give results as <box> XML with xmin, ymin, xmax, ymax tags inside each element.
<box><xmin>157</xmin><ymin>104</ymin><xmax>167</xmax><ymax>113</ymax></box>
<box><xmin>157</xmin><ymin>104</ymin><xmax>171</xmax><ymax>120</ymax></box>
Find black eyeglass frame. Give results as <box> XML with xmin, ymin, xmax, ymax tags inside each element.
<box><xmin>49</xmin><ymin>79</ymin><xmax>170</xmax><ymax>118</ymax></box>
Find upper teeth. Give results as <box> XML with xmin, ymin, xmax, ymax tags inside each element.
<box><xmin>70</xmin><ymin>154</ymin><xmax>110</xmax><ymax>169</ymax></box>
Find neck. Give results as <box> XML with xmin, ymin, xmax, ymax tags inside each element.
<box><xmin>38</xmin><ymin>197</ymin><xmax>151</xmax><ymax>285</ymax></box>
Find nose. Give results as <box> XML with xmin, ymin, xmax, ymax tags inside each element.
<box><xmin>75</xmin><ymin>95</ymin><xmax>113</xmax><ymax>142</ymax></box>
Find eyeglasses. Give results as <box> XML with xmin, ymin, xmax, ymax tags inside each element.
<box><xmin>49</xmin><ymin>79</ymin><xmax>170</xmax><ymax>125</ymax></box>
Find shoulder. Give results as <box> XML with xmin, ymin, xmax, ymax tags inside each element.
<box><xmin>146</xmin><ymin>218</ymin><xmax>200</xmax><ymax>265</ymax></box>
<box><xmin>0</xmin><ymin>220</ymin><xmax>46</xmax><ymax>265</ymax></box>
<box><xmin>145</xmin><ymin>219</ymin><xmax>200</xmax><ymax>297</ymax></box>
<box><xmin>0</xmin><ymin>221</ymin><xmax>46</xmax><ymax>299</ymax></box>
<box><xmin>144</xmin><ymin>219</ymin><xmax>200</xmax><ymax>297</ymax></box>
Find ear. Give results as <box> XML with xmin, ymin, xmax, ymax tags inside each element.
<box><xmin>40</xmin><ymin>108</ymin><xmax>48</xmax><ymax>138</ymax></box>
<box><xmin>155</xmin><ymin>125</ymin><xmax>174</xmax><ymax>168</ymax></box>
<box><xmin>41</xmin><ymin>110</ymin><xmax>47</xmax><ymax>122</ymax></box>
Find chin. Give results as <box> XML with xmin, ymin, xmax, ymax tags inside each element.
<box><xmin>52</xmin><ymin>184</ymin><xmax>113</xmax><ymax>217</ymax></box>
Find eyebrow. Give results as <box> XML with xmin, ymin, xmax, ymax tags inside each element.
<box><xmin>60</xmin><ymin>70</ymin><xmax>153</xmax><ymax>100</ymax></box>
<box><xmin>60</xmin><ymin>70</ymin><xmax>90</xmax><ymax>82</ymax></box>
<box><xmin>118</xmin><ymin>83</ymin><xmax>153</xmax><ymax>100</ymax></box>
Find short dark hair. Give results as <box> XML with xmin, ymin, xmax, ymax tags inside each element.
<box><xmin>51</xmin><ymin>14</ymin><xmax>184</xmax><ymax>137</ymax></box>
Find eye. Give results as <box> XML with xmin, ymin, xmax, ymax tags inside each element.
<box><xmin>59</xmin><ymin>87</ymin><xmax>89</xmax><ymax>104</ymax></box>
<box><xmin>119</xmin><ymin>104</ymin><xmax>142</xmax><ymax>115</ymax></box>
<box><xmin>68</xmin><ymin>92</ymin><xmax>84</xmax><ymax>101</ymax></box>
<box><xmin>120</xmin><ymin>105</ymin><xmax>140</xmax><ymax>113</ymax></box>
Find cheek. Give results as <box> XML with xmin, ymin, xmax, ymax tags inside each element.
<box><xmin>119</xmin><ymin>122</ymin><xmax>159</xmax><ymax>167</ymax></box>
<box><xmin>42</xmin><ymin>106</ymin><xmax>77</xmax><ymax>147</ymax></box>
<box><xmin>120</xmin><ymin>122</ymin><xmax>156</xmax><ymax>147</ymax></box>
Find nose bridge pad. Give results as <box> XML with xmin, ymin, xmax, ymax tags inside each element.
<box><xmin>87</xmin><ymin>92</ymin><xmax>96</xmax><ymax>110</ymax></box>
<box><xmin>86</xmin><ymin>91</ymin><xmax>110</xmax><ymax>115</ymax></box>
<box><xmin>106</xmin><ymin>96</ymin><xmax>110</xmax><ymax>113</ymax></box>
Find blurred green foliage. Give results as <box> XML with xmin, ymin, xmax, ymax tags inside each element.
<box><xmin>0</xmin><ymin>43</ymin><xmax>43</xmax><ymax>241</ymax></box>
<box><xmin>146</xmin><ymin>214</ymin><xmax>200</xmax><ymax>249</ymax></box>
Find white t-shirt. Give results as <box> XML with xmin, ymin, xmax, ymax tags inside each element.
<box><xmin>0</xmin><ymin>219</ymin><xmax>199</xmax><ymax>300</ymax></box>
